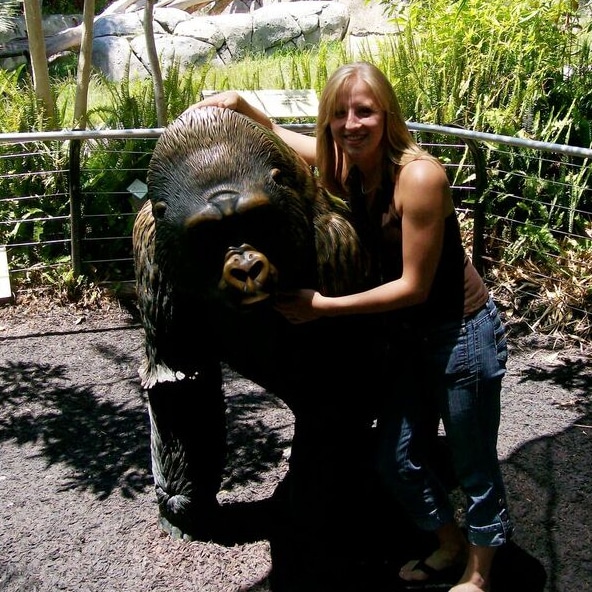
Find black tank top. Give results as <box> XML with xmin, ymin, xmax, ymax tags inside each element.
<box><xmin>346</xmin><ymin>165</ymin><xmax>488</xmax><ymax>326</ymax></box>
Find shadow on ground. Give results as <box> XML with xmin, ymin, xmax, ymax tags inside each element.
<box><xmin>1</xmin><ymin>317</ymin><xmax>590</xmax><ymax>591</ymax></box>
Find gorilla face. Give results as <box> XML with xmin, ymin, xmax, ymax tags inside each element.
<box><xmin>146</xmin><ymin>107</ymin><xmax>321</xmax><ymax>303</ymax></box>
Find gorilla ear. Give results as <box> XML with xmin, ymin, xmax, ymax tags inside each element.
<box><xmin>270</xmin><ymin>168</ymin><xmax>283</xmax><ymax>183</ymax></box>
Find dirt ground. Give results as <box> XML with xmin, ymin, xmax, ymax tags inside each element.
<box><xmin>0</xmin><ymin>295</ymin><xmax>591</xmax><ymax>592</ymax></box>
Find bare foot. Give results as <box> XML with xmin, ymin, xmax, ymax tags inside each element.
<box><xmin>449</xmin><ymin>544</ymin><xmax>496</xmax><ymax>592</ymax></box>
<box><xmin>449</xmin><ymin>583</ymin><xmax>488</xmax><ymax>592</ymax></box>
<box><xmin>399</xmin><ymin>522</ymin><xmax>468</xmax><ymax>583</ymax></box>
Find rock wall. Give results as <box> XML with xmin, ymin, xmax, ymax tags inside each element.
<box><xmin>0</xmin><ymin>0</ymin><xmax>397</xmax><ymax>81</ymax></box>
<box><xmin>94</xmin><ymin>1</ymin><xmax>349</xmax><ymax>81</ymax></box>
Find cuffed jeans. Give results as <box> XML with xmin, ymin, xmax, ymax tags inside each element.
<box><xmin>376</xmin><ymin>296</ymin><xmax>514</xmax><ymax>547</ymax></box>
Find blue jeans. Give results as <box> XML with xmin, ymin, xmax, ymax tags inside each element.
<box><xmin>376</xmin><ymin>297</ymin><xmax>514</xmax><ymax>547</ymax></box>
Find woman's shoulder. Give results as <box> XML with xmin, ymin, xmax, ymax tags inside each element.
<box><xmin>398</xmin><ymin>156</ymin><xmax>448</xmax><ymax>188</ymax></box>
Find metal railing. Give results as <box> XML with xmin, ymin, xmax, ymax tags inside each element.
<box><xmin>1</xmin><ymin>123</ymin><xmax>590</xmax><ymax>337</ymax></box>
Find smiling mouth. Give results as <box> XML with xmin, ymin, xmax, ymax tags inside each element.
<box><xmin>344</xmin><ymin>135</ymin><xmax>366</xmax><ymax>144</ymax></box>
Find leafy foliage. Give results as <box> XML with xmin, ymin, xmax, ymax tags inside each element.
<box><xmin>376</xmin><ymin>0</ymin><xmax>591</xmax><ymax>133</ymax></box>
<box><xmin>0</xmin><ymin>5</ymin><xmax>591</xmax><ymax>337</ymax></box>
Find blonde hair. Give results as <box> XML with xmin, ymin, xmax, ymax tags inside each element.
<box><xmin>316</xmin><ymin>62</ymin><xmax>435</xmax><ymax>196</ymax></box>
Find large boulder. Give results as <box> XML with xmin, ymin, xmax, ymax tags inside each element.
<box><xmin>0</xmin><ymin>0</ymin><xmax>399</xmax><ymax>80</ymax></box>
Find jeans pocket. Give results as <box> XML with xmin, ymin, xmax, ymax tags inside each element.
<box><xmin>426</xmin><ymin>322</ymin><xmax>469</xmax><ymax>377</ymax></box>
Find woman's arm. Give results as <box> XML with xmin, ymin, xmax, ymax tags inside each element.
<box><xmin>186</xmin><ymin>91</ymin><xmax>317</xmax><ymax>166</ymax></box>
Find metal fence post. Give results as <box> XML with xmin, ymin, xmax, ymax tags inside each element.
<box><xmin>68</xmin><ymin>138</ymin><xmax>83</xmax><ymax>277</ymax></box>
<box><xmin>461</xmin><ymin>137</ymin><xmax>488</xmax><ymax>275</ymax></box>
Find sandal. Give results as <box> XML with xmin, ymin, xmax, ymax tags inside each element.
<box><xmin>399</xmin><ymin>558</ymin><xmax>464</xmax><ymax>589</ymax></box>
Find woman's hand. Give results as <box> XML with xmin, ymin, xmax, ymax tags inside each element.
<box><xmin>194</xmin><ymin>91</ymin><xmax>243</xmax><ymax>111</ymax></box>
<box><xmin>182</xmin><ymin>90</ymin><xmax>274</xmax><ymax>130</ymax></box>
<box><xmin>274</xmin><ymin>289</ymin><xmax>324</xmax><ymax>324</ymax></box>
<box><xmin>182</xmin><ymin>91</ymin><xmax>244</xmax><ymax>117</ymax></box>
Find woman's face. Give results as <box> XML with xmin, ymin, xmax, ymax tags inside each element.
<box><xmin>329</xmin><ymin>78</ymin><xmax>385</xmax><ymax>165</ymax></box>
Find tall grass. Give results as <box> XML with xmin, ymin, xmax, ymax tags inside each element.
<box><xmin>375</xmin><ymin>0</ymin><xmax>592</xmax><ymax>139</ymax></box>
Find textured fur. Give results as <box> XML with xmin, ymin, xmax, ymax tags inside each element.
<box><xmin>133</xmin><ymin>107</ymin><xmax>382</xmax><ymax>540</ymax></box>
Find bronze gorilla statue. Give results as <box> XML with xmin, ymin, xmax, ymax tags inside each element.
<box><xmin>132</xmin><ymin>106</ymin><xmax>407</xmax><ymax>587</ymax></box>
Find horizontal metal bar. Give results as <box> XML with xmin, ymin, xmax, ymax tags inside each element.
<box><xmin>1</xmin><ymin>123</ymin><xmax>591</xmax><ymax>159</ymax></box>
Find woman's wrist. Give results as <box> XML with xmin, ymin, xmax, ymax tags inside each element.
<box><xmin>315</xmin><ymin>293</ymin><xmax>338</xmax><ymax>317</ymax></box>
<box><xmin>235</xmin><ymin>95</ymin><xmax>273</xmax><ymax>129</ymax></box>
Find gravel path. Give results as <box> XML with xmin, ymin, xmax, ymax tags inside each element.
<box><xmin>0</xmin><ymin>299</ymin><xmax>590</xmax><ymax>592</ymax></box>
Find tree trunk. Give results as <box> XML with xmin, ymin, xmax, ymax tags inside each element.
<box><xmin>144</xmin><ymin>0</ymin><xmax>167</xmax><ymax>126</ymax></box>
<box><xmin>23</xmin><ymin>0</ymin><xmax>55</xmax><ymax>127</ymax></box>
<box><xmin>73</xmin><ymin>0</ymin><xmax>96</xmax><ymax>129</ymax></box>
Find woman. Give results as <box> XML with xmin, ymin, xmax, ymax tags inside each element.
<box><xmin>193</xmin><ymin>61</ymin><xmax>513</xmax><ymax>592</ymax></box>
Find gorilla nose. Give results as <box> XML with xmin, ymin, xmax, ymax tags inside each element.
<box><xmin>219</xmin><ymin>244</ymin><xmax>277</xmax><ymax>305</ymax></box>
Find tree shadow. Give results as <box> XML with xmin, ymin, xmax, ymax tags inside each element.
<box><xmin>502</xmin><ymin>410</ymin><xmax>592</xmax><ymax>592</ymax></box>
<box><xmin>221</xmin><ymin>370</ymin><xmax>293</xmax><ymax>491</ymax></box>
<box><xmin>0</xmin><ymin>356</ymin><xmax>294</xmax><ymax>501</ymax></box>
<box><xmin>0</xmin><ymin>358</ymin><xmax>152</xmax><ymax>499</ymax></box>
<box><xmin>5</xmin><ymin>329</ymin><xmax>584</xmax><ymax>591</ymax></box>
<box><xmin>515</xmin><ymin>354</ymin><xmax>592</xmax><ymax>409</ymax></box>
<box><xmin>499</xmin><ymin>345</ymin><xmax>592</xmax><ymax>592</ymax></box>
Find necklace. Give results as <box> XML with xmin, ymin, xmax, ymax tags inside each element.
<box><xmin>361</xmin><ymin>180</ymin><xmax>380</xmax><ymax>195</ymax></box>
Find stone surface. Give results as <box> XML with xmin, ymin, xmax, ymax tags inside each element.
<box><xmin>93</xmin><ymin>1</ymin><xmax>352</xmax><ymax>81</ymax></box>
<box><xmin>0</xmin><ymin>0</ymin><xmax>398</xmax><ymax>80</ymax></box>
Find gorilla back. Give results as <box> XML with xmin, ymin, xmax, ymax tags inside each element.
<box><xmin>133</xmin><ymin>107</ymin><xmax>383</xmax><ymax>540</ymax></box>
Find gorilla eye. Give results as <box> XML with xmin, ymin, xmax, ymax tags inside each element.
<box><xmin>153</xmin><ymin>201</ymin><xmax>167</xmax><ymax>218</ymax></box>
